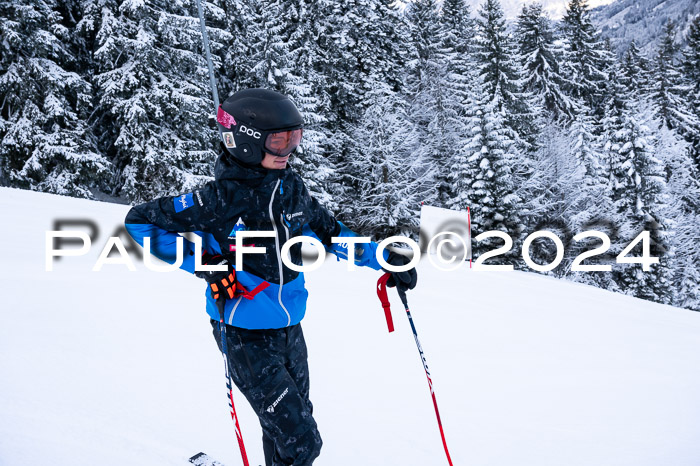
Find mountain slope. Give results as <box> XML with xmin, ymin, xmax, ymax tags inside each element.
<box><xmin>462</xmin><ymin>0</ymin><xmax>616</xmax><ymax>19</ymax></box>
<box><xmin>1</xmin><ymin>187</ymin><xmax>700</xmax><ymax>465</ymax></box>
<box><xmin>591</xmin><ymin>0</ymin><xmax>700</xmax><ymax>56</ymax></box>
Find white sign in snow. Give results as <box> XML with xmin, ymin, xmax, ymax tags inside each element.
<box><xmin>418</xmin><ymin>204</ymin><xmax>471</xmax><ymax>262</ymax></box>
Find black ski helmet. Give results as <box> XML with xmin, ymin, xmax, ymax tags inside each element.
<box><xmin>216</xmin><ymin>88</ymin><xmax>304</xmax><ymax>165</ymax></box>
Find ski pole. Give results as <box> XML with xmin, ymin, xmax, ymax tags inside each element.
<box><xmin>216</xmin><ymin>297</ymin><xmax>250</xmax><ymax>466</ymax></box>
<box><xmin>377</xmin><ymin>274</ymin><xmax>454</xmax><ymax>466</ymax></box>
<box><xmin>194</xmin><ymin>0</ymin><xmax>227</xmax><ymax>143</ymax></box>
<box><xmin>194</xmin><ymin>0</ymin><xmax>220</xmax><ymax>110</ymax></box>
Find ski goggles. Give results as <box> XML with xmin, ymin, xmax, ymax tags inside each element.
<box><xmin>264</xmin><ymin>128</ymin><xmax>303</xmax><ymax>157</ymax></box>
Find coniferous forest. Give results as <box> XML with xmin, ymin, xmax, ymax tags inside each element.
<box><xmin>1</xmin><ymin>0</ymin><xmax>699</xmax><ymax>311</ymax></box>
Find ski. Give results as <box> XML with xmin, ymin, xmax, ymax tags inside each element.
<box><xmin>189</xmin><ymin>452</ymin><xmax>225</xmax><ymax>466</ymax></box>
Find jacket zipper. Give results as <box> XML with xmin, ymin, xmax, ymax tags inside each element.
<box><xmin>280</xmin><ymin>213</ymin><xmax>289</xmax><ymax>240</ymax></box>
<box><xmin>269</xmin><ymin>179</ymin><xmax>291</xmax><ymax>326</ymax></box>
<box><xmin>227</xmin><ymin>296</ymin><xmax>244</xmax><ymax>326</ymax></box>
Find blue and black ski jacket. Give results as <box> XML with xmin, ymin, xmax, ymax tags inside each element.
<box><xmin>125</xmin><ymin>150</ymin><xmax>385</xmax><ymax>329</ymax></box>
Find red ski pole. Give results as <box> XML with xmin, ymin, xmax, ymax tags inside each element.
<box><xmin>216</xmin><ymin>298</ymin><xmax>250</xmax><ymax>466</ymax></box>
<box><xmin>377</xmin><ymin>273</ymin><xmax>454</xmax><ymax>466</ymax></box>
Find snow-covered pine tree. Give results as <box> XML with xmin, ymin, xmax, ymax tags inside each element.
<box><xmin>373</xmin><ymin>0</ymin><xmax>408</xmax><ymax>97</ymax></box>
<box><xmin>475</xmin><ymin>0</ymin><xmax>536</xmax><ymax>149</ymax></box>
<box><xmin>462</xmin><ymin>82</ymin><xmax>524</xmax><ymax>263</ymax></box>
<box><xmin>559</xmin><ymin>0</ymin><xmax>614</xmax><ymax>122</ymax></box>
<box><xmin>519</xmin><ymin>109</ymin><xmax>611</xmax><ymax>282</ymax></box>
<box><xmin>681</xmin><ymin>14</ymin><xmax>700</xmax><ymax>169</ymax></box>
<box><xmin>439</xmin><ymin>0</ymin><xmax>477</xmax><ymax>211</ymax></box>
<box><xmin>320</xmin><ymin>0</ymin><xmax>404</xmax><ymax>129</ymax></box>
<box><xmin>403</xmin><ymin>0</ymin><xmax>453</xmax><ymax>207</ymax></box>
<box><xmin>446</xmin><ymin>111</ymin><xmax>475</xmax><ymax>219</ymax></box>
<box><xmin>470</xmin><ymin>0</ymin><xmax>531</xmax><ymax>268</ymax></box>
<box><xmin>320</xmin><ymin>0</ymin><xmax>369</xmax><ymax>150</ymax></box>
<box><xmin>344</xmin><ymin>83</ymin><xmax>427</xmax><ymax>238</ymax></box>
<box><xmin>563</xmin><ymin>111</ymin><xmax>618</xmax><ymax>288</ymax></box>
<box><xmin>234</xmin><ymin>0</ymin><xmax>287</xmax><ymax>91</ymax></box>
<box><xmin>576</xmin><ymin>64</ymin><xmax>633</xmax><ymax>289</ymax></box>
<box><xmin>674</xmin><ymin>245</ymin><xmax>700</xmax><ymax>312</ymax></box>
<box><xmin>683</xmin><ymin>15</ymin><xmax>700</xmax><ymax>94</ymax></box>
<box><xmin>91</xmin><ymin>0</ymin><xmax>221</xmax><ymax>203</ymax></box>
<box><xmin>652</xmin><ymin>16</ymin><xmax>700</xmax><ymax>309</ymax></box>
<box><xmin>650</xmin><ymin>20</ymin><xmax>700</xmax><ymax>148</ymax></box>
<box><xmin>606</xmin><ymin>101</ymin><xmax>674</xmax><ymax>305</ymax></box>
<box><xmin>600</xmin><ymin>64</ymin><xmax>630</xmax><ymax>180</ymax></box>
<box><xmin>265</xmin><ymin>0</ymin><xmax>332</xmax><ymax>205</ymax></box>
<box><xmin>620</xmin><ymin>40</ymin><xmax>651</xmax><ymax>99</ymax></box>
<box><xmin>205</xmin><ymin>0</ymin><xmax>247</xmax><ymax>95</ymax></box>
<box><xmin>318</xmin><ymin>0</ymin><xmax>407</xmax><ymax>212</ymax></box>
<box><xmin>440</xmin><ymin>0</ymin><xmax>475</xmax><ymax>60</ymax></box>
<box><xmin>0</xmin><ymin>0</ymin><xmax>111</xmax><ymax>198</ymax></box>
<box><xmin>654</xmin><ymin>125</ymin><xmax>700</xmax><ymax>311</ymax></box>
<box><xmin>516</xmin><ymin>3</ymin><xmax>577</xmax><ymax>122</ymax></box>
<box><xmin>438</xmin><ymin>0</ymin><xmax>476</xmax><ymax>206</ymax></box>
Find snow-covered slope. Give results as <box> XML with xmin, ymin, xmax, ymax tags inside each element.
<box><xmin>1</xmin><ymin>187</ymin><xmax>700</xmax><ymax>466</ymax></box>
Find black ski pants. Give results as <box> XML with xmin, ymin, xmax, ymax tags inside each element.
<box><xmin>211</xmin><ymin>321</ymin><xmax>322</xmax><ymax>466</ymax></box>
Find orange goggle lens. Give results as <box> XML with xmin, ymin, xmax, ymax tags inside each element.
<box><xmin>264</xmin><ymin>129</ymin><xmax>303</xmax><ymax>157</ymax></box>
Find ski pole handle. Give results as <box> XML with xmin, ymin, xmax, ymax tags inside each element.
<box><xmin>397</xmin><ymin>286</ymin><xmax>409</xmax><ymax>310</ymax></box>
<box><xmin>216</xmin><ymin>295</ymin><xmax>226</xmax><ymax>321</ymax></box>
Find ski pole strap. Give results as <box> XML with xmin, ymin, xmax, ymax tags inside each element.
<box><xmin>376</xmin><ymin>273</ymin><xmax>395</xmax><ymax>333</ymax></box>
<box><xmin>235</xmin><ymin>280</ymin><xmax>270</xmax><ymax>300</ymax></box>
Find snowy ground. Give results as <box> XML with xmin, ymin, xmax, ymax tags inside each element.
<box><xmin>1</xmin><ymin>187</ymin><xmax>700</xmax><ymax>466</ymax></box>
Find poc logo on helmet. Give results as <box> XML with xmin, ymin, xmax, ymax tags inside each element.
<box><xmin>239</xmin><ymin>125</ymin><xmax>261</xmax><ymax>139</ymax></box>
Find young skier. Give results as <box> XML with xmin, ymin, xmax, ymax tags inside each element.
<box><xmin>125</xmin><ymin>88</ymin><xmax>417</xmax><ymax>465</ymax></box>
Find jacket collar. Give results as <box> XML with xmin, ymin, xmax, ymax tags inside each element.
<box><xmin>214</xmin><ymin>145</ymin><xmax>288</xmax><ymax>187</ymax></box>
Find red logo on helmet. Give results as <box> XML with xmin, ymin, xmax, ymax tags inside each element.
<box><xmin>217</xmin><ymin>106</ymin><xmax>237</xmax><ymax>129</ymax></box>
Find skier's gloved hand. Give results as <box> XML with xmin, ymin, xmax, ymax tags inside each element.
<box><xmin>384</xmin><ymin>250</ymin><xmax>418</xmax><ymax>290</ymax></box>
<box><xmin>195</xmin><ymin>253</ymin><xmax>236</xmax><ymax>300</ymax></box>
